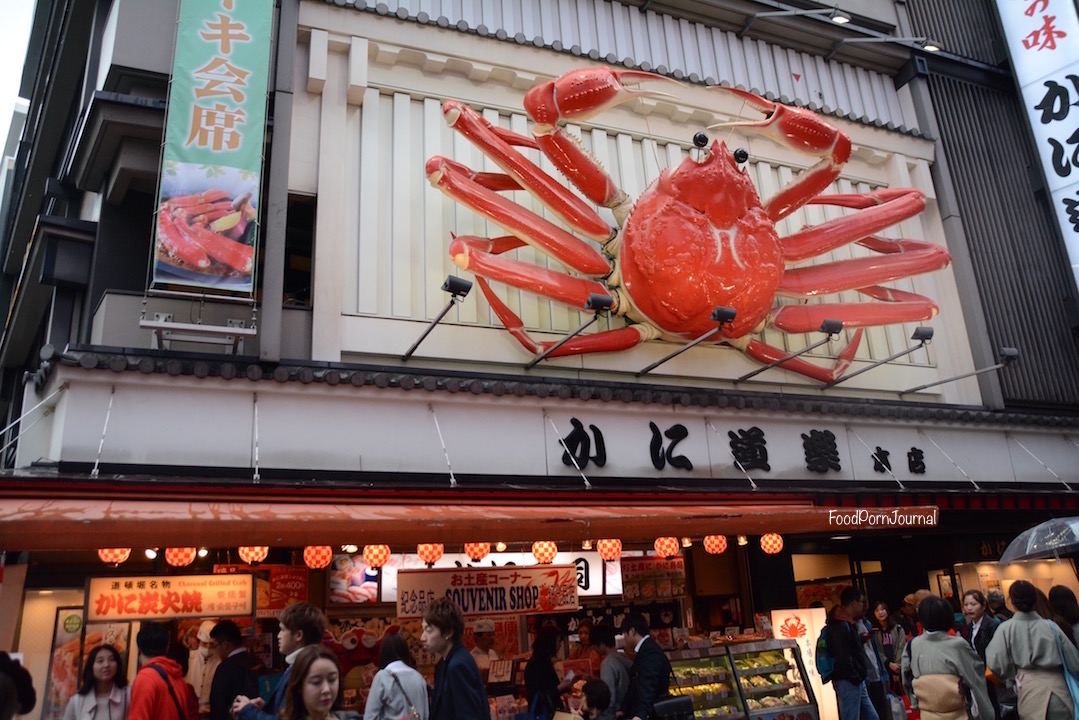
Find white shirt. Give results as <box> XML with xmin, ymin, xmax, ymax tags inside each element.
<box><xmin>970</xmin><ymin>616</ymin><xmax>983</xmax><ymax>644</ymax></box>
<box><xmin>633</xmin><ymin>635</ymin><xmax>646</xmax><ymax>653</ymax></box>
<box><xmin>470</xmin><ymin>646</ymin><xmax>498</xmax><ymax>671</ymax></box>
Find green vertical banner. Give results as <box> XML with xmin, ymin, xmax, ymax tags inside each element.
<box><xmin>152</xmin><ymin>0</ymin><xmax>273</xmax><ymax>293</ymax></box>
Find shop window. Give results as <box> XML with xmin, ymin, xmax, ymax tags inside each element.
<box><xmin>284</xmin><ymin>195</ymin><xmax>314</xmax><ymax>308</ymax></box>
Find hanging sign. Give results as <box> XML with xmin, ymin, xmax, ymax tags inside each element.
<box><xmin>215</xmin><ymin>564</ymin><xmax>309</xmax><ymax>618</ymax></box>
<box><xmin>620</xmin><ymin>556</ymin><xmax>687</xmax><ymax>601</ymax></box>
<box><xmin>994</xmin><ymin>0</ymin><xmax>1079</xmax><ymax>294</ymax></box>
<box><xmin>151</xmin><ymin>0</ymin><xmax>273</xmax><ymax>293</ymax></box>
<box><xmin>396</xmin><ymin>564</ymin><xmax>579</xmax><ymax>619</ymax></box>
<box><xmin>87</xmin><ymin>574</ymin><xmax>254</xmax><ymax>621</ymax></box>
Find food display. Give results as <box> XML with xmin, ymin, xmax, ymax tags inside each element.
<box><xmin>667</xmin><ymin>640</ymin><xmax>816</xmax><ymax>720</ymax></box>
<box><xmin>729</xmin><ymin>641</ymin><xmax>817</xmax><ymax>720</ymax></box>
<box><xmin>668</xmin><ymin>647</ymin><xmax>745</xmax><ymax>719</ymax></box>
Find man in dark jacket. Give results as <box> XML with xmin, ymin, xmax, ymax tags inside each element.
<box><xmin>827</xmin><ymin>587</ymin><xmax>879</xmax><ymax>720</ymax></box>
<box><xmin>208</xmin><ymin>620</ymin><xmax>260</xmax><ymax>720</ymax></box>
<box><xmin>621</xmin><ymin>614</ymin><xmax>671</xmax><ymax>720</ymax></box>
<box><xmin>422</xmin><ymin>597</ymin><xmax>488</xmax><ymax>720</ymax></box>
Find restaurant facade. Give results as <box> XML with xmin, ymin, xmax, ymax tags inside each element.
<box><xmin>2</xmin><ymin>0</ymin><xmax>1079</xmax><ymax>717</ymax></box>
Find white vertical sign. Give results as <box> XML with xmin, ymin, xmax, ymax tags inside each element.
<box><xmin>772</xmin><ymin>607</ymin><xmax>836</xmax><ymax>720</ymax></box>
<box><xmin>995</xmin><ymin>0</ymin><xmax>1079</xmax><ymax>293</ymax></box>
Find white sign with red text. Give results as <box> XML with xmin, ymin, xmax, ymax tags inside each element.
<box><xmin>87</xmin><ymin>574</ymin><xmax>254</xmax><ymax>621</ymax></box>
<box><xmin>396</xmin><ymin>564</ymin><xmax>579</xmax><ymax>619</ymax></box>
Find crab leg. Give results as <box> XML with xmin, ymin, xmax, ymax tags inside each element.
<box><xmin>427</xmin><ymin>157</ymin><xmax>611</xmax><ymax>276</ymax></box>
<box><xmin>441</xmin><ymin>100</ymin><xmax>611</xmax><ymax>241</ymax></box>
<box><xmin>710</xmin><ymin>87</ymin><xmax>852</xmax><ymax>222</ymax></box>
<box><xmin>779</xmin><ymin>236</ymin><xmax>951</xmax><ymax>296</ymax></box>
<box><xmin>524</xmin><ymin>68</ymin><xmax>678</xmax><ymax>211</ymax></box>
<box><xmin>782</xmin><ymin>189</ymin><xmax>927</xmax><ymax>261</ymax></box>
<box><xmin>742</xmin><ymin>331</ymin><xmax>863</xmax><ymax>383</ymax></box>
<box><xmin>477</xmin><ymin>278</ymin><xmax>646</xmax><ymax>357</ymax></box>
<box><xmin>771</xmin><ymin>287</ymin><xmax>940</xmax><ymax>333</ymax></box>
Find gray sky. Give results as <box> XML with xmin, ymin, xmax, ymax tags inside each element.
<box><xmin>0</xmin><ymin>0</ymin><xmax>35</xmax><ymax>145</ymax></box>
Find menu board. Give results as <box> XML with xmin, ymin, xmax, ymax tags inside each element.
<box><xmin>620</xmin><ymin>556</ymin><xmax>687</xmax><ymax>600</ymax></box>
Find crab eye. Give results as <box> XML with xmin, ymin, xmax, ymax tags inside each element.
<box><xmin>692</xmin><ymin>132</ymin><xmax>709</xmax><ymax>148</ymax></box>
<box><xmin>733</xmin><ymin>148</ymin><xmax>749</xmax><ymax>169</ymax></box>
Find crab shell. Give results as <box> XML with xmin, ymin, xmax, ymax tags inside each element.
<box><xmin>619</xmin><ymin>140</ymin><xmax>783</xmax><ymax>341</ymax></box>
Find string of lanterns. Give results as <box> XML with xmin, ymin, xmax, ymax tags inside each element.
<box><xmin>94</xmin><ymin>533</ymin><xmax>784</xmax><ymax>568</ymax></box>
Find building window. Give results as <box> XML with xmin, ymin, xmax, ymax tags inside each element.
<box><xmin>284</xmin><ymin>194</ymin><xmax>314</xmax><ymax>308</ymax></box>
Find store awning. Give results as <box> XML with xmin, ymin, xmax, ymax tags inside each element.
<box><xmin>0</xmin><ymin>498</ymin><xmax>939</xmax><ymax>550</ymax></box>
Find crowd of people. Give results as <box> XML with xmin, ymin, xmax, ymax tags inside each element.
<box><xmin>826</xmin><ymin>581</ymin><xmax>1079</xmax><ymax>720</ymax></box>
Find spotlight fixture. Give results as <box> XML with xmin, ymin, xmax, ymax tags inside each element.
<box><xmin>736</xmin><ymin>535</ymin><xmax>749</xmax><ymax>547</ymax></box>
<box><xmin>739</xmin><ymin>4</ymin><xmax>852</xmax><ymax>37</ymax></box>
<box><xmin>901</xmin><ymin>347</ymin><xmax>1020</xmax><ymax>395</ymax></box>
<box><xmin>827</xmin><ymin>35</ymin><xmax>942</xmax><ymax>61</ymax></box>
<box><xmin>526</xmin><ymin>293</ymin><xmax>614</xmax><ymax>368</ymax></box>
<box><xmin>735</xmin><ymin>320</ymin><xmax>843</xmax><ymax>383</ymax></box>
<box><xmin>825</xmin><ymin>326</ymin><xmax>935</xmax><ymax>388</ymax></box>
<box><xmin>495</xmin><ymin>541</ymin><xmax>507</xmax><ymax>552</ymax></box>
<box><xmin>681</xmin><ymin>537</ymin><xmax>693</xmax><ymax>548</ymax></box>
<box><xmin>637</xmin><ymin>306</ymin><xmax>737</xmax><ymax>376</ymax></box>
<box><xmin>403</xmin><ymin>275</ymin><xmax>473</xmax><ymax>360</ymax></box>
<box><xmin>197</xmin><ymin>547</ymin><xmax>209</xmax><ymax>558</ymax></box>
<box><xmin>145</xmin><ymin>548</ymin><xmax>159</xmax><ymax>560</ymax></box>
<box><xmin>342</xmin><ymin>544</ymin><xmax>359</xmax><ymax>554</ymax></box>
<box><xmin>581</xmin><ymin>539</ymin><xmax>593</xmax><ymax>550</ymax></box>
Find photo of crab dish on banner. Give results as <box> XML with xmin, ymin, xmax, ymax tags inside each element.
<box><xmin>152</xmin><ymin>161</ymin><xmax>259</xmax><ymax>292</ymax></box>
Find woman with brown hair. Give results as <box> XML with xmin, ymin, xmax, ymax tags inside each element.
<box><xmin>63</xmin><ymin>644</ymin><xmax>129</xmax><ymax>720</ymax></box>
<box><xmin>282</xmin><ymin>646</ymin><xmax>344</xmax><ymax>720</ymax></box>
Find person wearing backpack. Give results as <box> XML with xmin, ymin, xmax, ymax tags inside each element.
<box><xmin>827</xmin><ymin>587</ymin><xmax>880</xmax><ymax>720</ymax></box>
<box><xmin>129</xmin><ymin>623</ymin><xmax>198</xmax><ymax>720</ymax></box>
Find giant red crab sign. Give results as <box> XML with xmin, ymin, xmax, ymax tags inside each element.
<box><xmin>424</xmin><ymin>68</ymin><xmax>951</xmax><ymax>382</ymax></box>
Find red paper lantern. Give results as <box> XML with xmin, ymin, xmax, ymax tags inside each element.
<box><xmin>97</xmin><ymin>548</ymin><xmax>131</xmax><ymax>565</ymax></box>
<box><xmin>417</xmin><ymin>543</ymin><xmax>444</xmax><ymax>566</ymax></box>
<box><xmin>703</xmin><ymin>535</ymin><xmax>728</xmax><ymax>555</ymax></box>
<box><xmin>596</xmin><ymin>539</ymin><xmax>622</xmax><ymax>561</ymax></box>
<box><xmin>653</xmin><ymin>537</ymin><xmax>680</xmax><ymax>559</ymax></box>
<box><xmin>761</xmin><ymin>533</ymin><xmax>784</xmax><ymax>555</ymax></box>
<box><xmin>362</xmin><ymin>544</ymin><xmax>391</xmax><ymax>569</ymax></box>
<box><xmin>164</xmin><ymin>547</ymin><xmax>196</xmax><ymax>567</ymax></box>
<box><xmin>532</xmin><ymin>541</ymin><xmax>558</xmax><ymax>564</ymax></box>
<box><xmin>303</xmin><ymin>545</ymin><xmax>333</xmax><ymax>569</ymax></box>
<box><xmin>238</xmin><ymin>546</ymin><xmax>269</xmax><ymax>564</ymax></box>
<box><xmin>464</xmin><ymin>542</ymin><xmax>490</xmax><ymax>561</ymax></box>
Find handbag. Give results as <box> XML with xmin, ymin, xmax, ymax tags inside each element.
<box><xmin>652</xmin><ymin>695</ymin><xmax>694</xmax><ymax>720</ymax></box>
<box><xmin>1048</xmin><ymin>621</ymin><xmax>1079</xmax><ymax>720</ymax></box>
<box><xmin>387</xmin><ymin>670</ymin><xmax>421</xmax><ymax>720</ymax></box>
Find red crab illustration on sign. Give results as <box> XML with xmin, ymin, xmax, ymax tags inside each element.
<box><xmin>425</xmin><ymin>67</ymin><xmax>951</xmax><ymax>382</ymax></box>
<box><xmin>778</xmin><ymin>615</ymin><xmax>807</xmax><ymax>639</ymax></box>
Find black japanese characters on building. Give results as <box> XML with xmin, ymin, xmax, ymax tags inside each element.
<box><xmin>560</xmin><ymin>418</ymin><xmax>606</xmax><ymax>469</ymax></box>
<box><xmin>729</xmin><ymin>426</ymin><xmax>770</xmax><ymax>471</ymax></box>
<box><xmin>802</xmin><ymin>429</ymin><xmax>841</xmax><ymax>473</ymax></box>
<box><xmin>908</xmin><ymin>447</ymin><xmax>927</xmax><ymax>474</ymax></box>
<box><xmin>649</xmin><ymin>422</ymin><xmax>693</xmax><ymax>471</ymax></box>
<box><xmin>872</xmin><ymin>447</ymin><xmax>892</xmax><ymax>473</ymax></box>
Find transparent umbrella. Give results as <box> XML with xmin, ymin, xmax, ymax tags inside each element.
<box><xmin>999</xmin><ymin>517</ymin><xmax>1079</xmax><ymax>563</ymax></box>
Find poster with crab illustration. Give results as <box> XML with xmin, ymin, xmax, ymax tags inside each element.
<box><xmin>40</xmin><ymin>607</ymin><xmax>84</xmax><ymax>720</ymax></box>
<box><xmin>151</xmin><ymin>0</ymin><xmax>273</xmax><ymax>294</ymax></box>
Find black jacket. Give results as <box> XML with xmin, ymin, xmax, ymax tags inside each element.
<box><xmin>622</xmin><ymin>637</ymin><xmax>671</xmax><ymax>720</ymax></box>
<box><xmin>430</xmin><ymin>642</ymin><xmax>488</xmax><ymax>720</ymax></box>
<box><xmin>209</xmin><ymin>650</ymin><xmax>260</xmax><ymax>720</ymax></box>
<box><xmin>826</xmin><ymin>618</ymin><xmax>867</xmax><ymax>684</ymax></box>
<box><xmin>959</xmin><ymin>615</ymin><xmax>1000</xmax><ymax>662</ymax></box>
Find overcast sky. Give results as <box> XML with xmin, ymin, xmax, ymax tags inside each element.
<box><xmin>0</xmin><ymin>1</ymin><xmax>35</xmax><ymax>145</ymax></box>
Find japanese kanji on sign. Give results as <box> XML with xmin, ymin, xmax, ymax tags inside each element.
<box><xmin>86</xmin><ymin>573</ymin><xmax>255</xmax><ymax>621</ymax></box>
<box><xmin>151</xmin><ymin>0</ymin><xmax>273</xmax><ymax>293</ymax></box>
<box><xmin>395</xmin><ymin>565</ymin><xmax>580</xmax><ymax>619</ymax></box>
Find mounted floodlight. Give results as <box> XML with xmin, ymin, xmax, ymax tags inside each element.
<box><xmin>403</xmin><ymin>275</ymin><xmax>473</xmax><ymax>360</ymax></box>
<box><xmin>900</xmin><ymin>347</ymin><xmax>1019</xmax><ymax>395</ymax></box>
<box><xmin>526</xmin><ymin>293</ymin><xmax>613</xmax><ymax>369</ymax></box>
<box><xmin>734</xmin><ymin>319</ymin><xmax>844</xmax><ymax>384</ymax></box>
<box><xmin>825</xmin><ymin>326</ymin><xmax>935</xmax><ymax>388</ymax></box>
<box><xmin>739</xmin><ymin>4</ymin><xmax>851</xmax><ymax>37</ymax></box>
<box><xmin>637</xmin><ymin>306</ymin><xmax>738</xmax><ymax>376</ymax></box>
<box><xmin>827</xmin><ymin>35</ymin><xmax>941</xmax><ymax>61</ymax></box>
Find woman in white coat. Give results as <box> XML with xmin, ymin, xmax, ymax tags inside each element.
<box><xmin>363</xmin><ymin>633</ymin><xmax>428</xmax><ymax>720</ymax></box>
<box><xmin>63</xmin><ymin>645</ymin><xmax>130</xmax><ymax>720</ymax></box>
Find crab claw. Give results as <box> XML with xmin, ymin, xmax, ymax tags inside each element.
<box><xmin>524</xmin><ymin>68</ymin><xmax>678</xmax><ymax>131</ymax></box>
<box><xmin>707</xmin><ymin>86</ymin><xmax>852</xmax><ymax>221</ymax></box>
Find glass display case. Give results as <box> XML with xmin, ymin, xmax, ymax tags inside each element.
<box><xmin>668</xmin><ymin>646</ymin><xmax>746</xmax><ymax>719</ymax></box>
<box><xmin>728</xmin><ymin>640</ymin><xmax>818</xmax><ymax>720</ymax></box>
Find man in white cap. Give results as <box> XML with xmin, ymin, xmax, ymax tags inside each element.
<box><xmin>186</xmin><ymin>619</ymin><xmax>221</xmax><ymax>715</ymax></box>
<box><xmin>470</xmin><ymin>620</ymin><xmax>499</xmax><ymax>674</ymax></box>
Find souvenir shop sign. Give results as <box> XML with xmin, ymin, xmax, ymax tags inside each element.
<box><xmin>151</xmin><ymin>0</ymin><xmax>273</xmax><ymax>293</ymax></box>
<box><xmin>396</xmin><ymin>565</ymin><xmax>579</xmax><ymax>619</ymax></box>
<box><xmin>215</xmin><ymin>563</ymin><xmax>309</xmax><ymax>618</ymax></box>
<box><xmin>994</xmin><ymin>0</ymin><xmax>1079</xmax><ymax>295</ymax></box>
<box><xmin>87</xmin><ymin>574</ymin><xmax>254</xmax><ymax>621</ymax></box>
<box><xmin>620</xmin><ymin>556</ymin><xmax>687</xmax><ymax>601</ymax></box>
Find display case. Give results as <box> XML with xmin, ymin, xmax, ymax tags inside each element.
<box><xmin>668</xmin><ymin>646</ymin><xmax>746</xmax><ymax>719</ymax></box>
<box><xmin>728</xmin><ymin>640</ymin><xmax>817</xmax><ymax>720</ymax></box>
